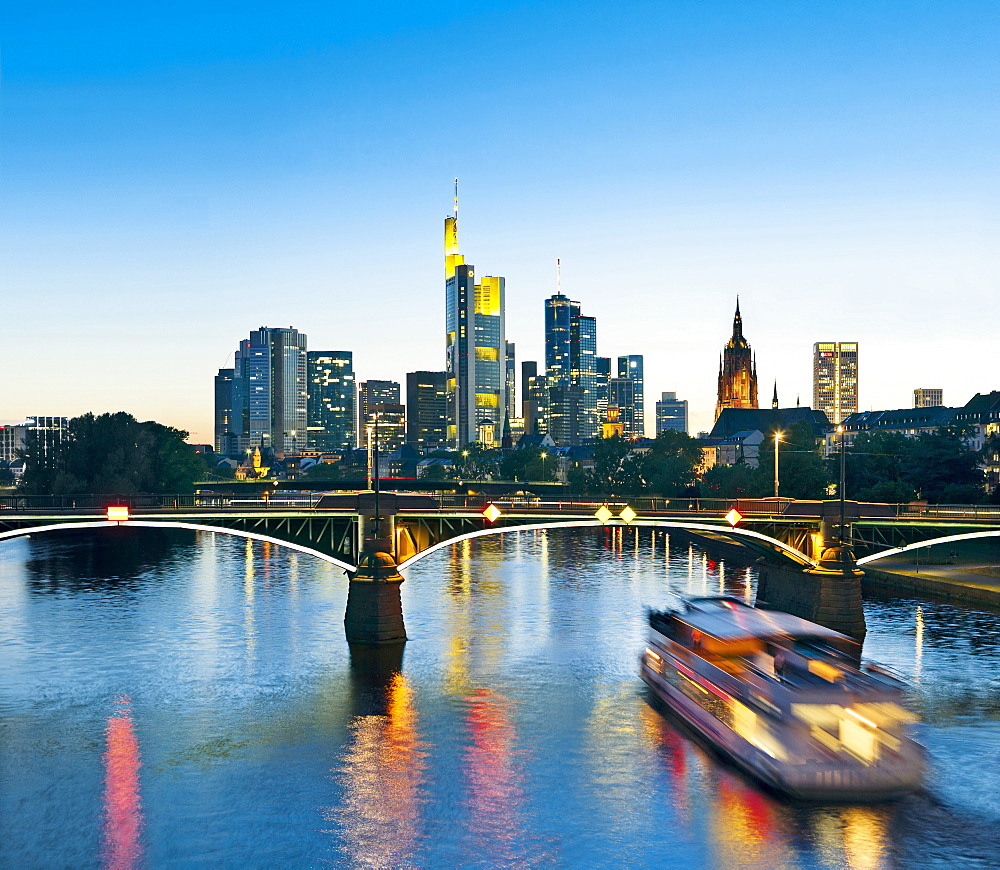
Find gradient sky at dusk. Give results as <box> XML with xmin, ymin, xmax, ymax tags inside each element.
<box><xmin>3</xmin><ymin>1</ymin><xmax>997</xmax><ymax>441</ymax></box>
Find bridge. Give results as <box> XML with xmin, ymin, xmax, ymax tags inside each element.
<box><xmin>3</xmin><ymin>492</ymin><xmax>998</xmax><ymax>572</ymax></box>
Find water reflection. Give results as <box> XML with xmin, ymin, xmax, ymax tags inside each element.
<box><xmin>101</xmin><ymin>695</ymin><xmax>143</xmax><ymax>870</ymax></box>
<box><xmin>23</xmin><ymin>526</ymin><xmax>186</xmax><ymax>594</ymax></box>
<box><xmin>327</xmin><ymin>645</ymin><xmax>426</xmax><ymax>868</ymax></box>
<box><xmin>463</xmin><ymin>688</ymin><xmax>537</xmax><ymax>864</ymax></box>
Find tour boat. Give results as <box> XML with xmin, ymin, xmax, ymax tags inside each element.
<box><xmin>640</xmin><ymin>597</ymin><xmax>924</xmax><ymax>800</ymax></box>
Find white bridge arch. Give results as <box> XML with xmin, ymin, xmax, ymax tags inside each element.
<box><xmin>856</xmin><ymin>529</ymin><xmax>1000</xmax><ymax>565</ymax></box>
<box><xmin>397</xmin><ymin>519</ymin><xmax>817</xmax><ymax>571</ymax></box>
<box><xmin>0</xmin><ymin>520</ymin><xmax>357</xmax><ymax>573</ymax></box>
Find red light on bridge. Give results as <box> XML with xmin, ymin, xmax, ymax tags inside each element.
<box><xmin>107</xmin><ymin>506</ymin><xmax>130</xmax><ymax>522</ymax></box>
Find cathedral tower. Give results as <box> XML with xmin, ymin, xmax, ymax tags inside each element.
<box><xmin>715</xmin><ymin>299</ymin><xmax>758</xmax><ymax>420</ymax></box>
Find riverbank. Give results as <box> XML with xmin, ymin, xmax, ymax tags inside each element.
<box><xmin>863</xmin><ymin>561</ymin><xmax>1000</xmax><ymax>608</ymax></box>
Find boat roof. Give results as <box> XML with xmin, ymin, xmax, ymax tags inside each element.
<box><xmin>675</xmin><ymin>598</ymin><xmax>852</xmax><ymax>643</ymax></box>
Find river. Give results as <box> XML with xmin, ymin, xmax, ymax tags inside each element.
<box><xmin>1</xmin><ymin>526</ymin><xmax>998</xmax><ymax>868</ymax></box>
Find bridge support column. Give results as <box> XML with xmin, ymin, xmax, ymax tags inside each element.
<box><xmin>344</xmin><ymin>551</ymin><xmax>407</xmax><ymax>645</ymax></box>
<box><xmin>756</xmin><ymin>546</ymin><xmax>866</xmax><ymax>642</ymax></box>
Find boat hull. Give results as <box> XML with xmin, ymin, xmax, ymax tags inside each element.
<box><xmin>641</xmin><ymin>661</ymin><xmax>924</xmax><ymax>802</ymax></box>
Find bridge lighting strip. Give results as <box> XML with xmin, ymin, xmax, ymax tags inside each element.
<box><xmin>856</xmin><ymin>530</ymin><xmax>1000</xmax><ymax>565</ymax></box>
<box><xmin>396</xmin><ymin>518</ymin><xmax>818</xmax><ymax>572</ymax></box>
<box><xmin>0</xmin><ymin>520</ymin><xmax>358</xmax><ymax>573</ymax></box>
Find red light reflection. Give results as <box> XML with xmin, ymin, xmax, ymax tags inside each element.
<box><xmin>101</xmin><ymin>695</ymin><xmax>143</xmax><ymax>870</ymax></box>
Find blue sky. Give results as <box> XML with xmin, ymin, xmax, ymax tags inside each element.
<box><xmin>2</xmin><ymin>1</ymin><xmax>998</xmax><ymax>440</ymax></box>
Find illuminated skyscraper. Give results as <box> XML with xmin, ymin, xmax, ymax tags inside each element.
<box><xmin>444</xmin><ymin>181</ymin><xmax>506</xmax><ymax>447</ymax></box>
<box><xmin>716</xmin><ymin>300</ymin><xmax>758</xmax><ymax>421</ymax></box>
<box><xmin>545</xmin><ymin>273</ymin><xmax>600</xmax><ymax>446</ymax></box>
<box><xmin>307</xmin><ymin>351</ymin><xmax>356</xmax><ymax>453</ymax></box>
<box><xmin>214</xmin><ymin>368</ymin><xmax>235</xmax><ymax>453</ymax></box>
<box><xmin>617</xmin><ymin>355</ymin><xmax>645</xmax><ymax>437</ymax></box>
<box><xmin>813</xmin><ymin>342</ymin><xmax>859</xmax><ymax>425</ymax></box>
<box><xmin>230</xmin><ymin>326</ymin><xmax>308</xmax><ymax>453</ymax></box>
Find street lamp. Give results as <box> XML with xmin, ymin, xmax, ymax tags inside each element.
<box><xmin>540</xmin><ymin>451</ymin><xmax>548</xmax><ymax>481</ymax></box>
<box><xmin>773</xmin><ymin>431</ymin><xmax>783</xmax><ymax>498</ymax></box>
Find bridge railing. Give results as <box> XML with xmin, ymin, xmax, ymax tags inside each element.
<box><xmin>2</xmin><ymin>492</ymin><xmax>998</xmax><ymax>520</ymax></box>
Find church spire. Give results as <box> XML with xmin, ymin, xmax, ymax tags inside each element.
<box><xmin>772</xmin><ymin>380</ymin><xmax>779</xmax><ymax>409</ymax></box>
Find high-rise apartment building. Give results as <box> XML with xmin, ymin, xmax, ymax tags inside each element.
<box><xmin>716</xmin><ymin>301</ymin><xmax>758</xmax><ymax>421</ymax></box>
<box><xmin>914</xmin><ymin>388</ymin><xmax>943</xmax><ymax>408</ymax></box>
<box><xmin>813</xmin><ymin>342</ymin><xmax>859</xmax><ymax>425</ymax></box>
<box><xmin>307</xmin><ymin>351</ymin><xmax>356</xmax><ymax>454</ymax></box>
<box><xmin>359</xmin><ymin>380</ymin><xmax>401</xmax><ymax>448</ymax></box>
<box><xmin>229</xmin><ymin>326</ymin><xmax>308</xmax><ymax>454</ymax></box>
<box><xmin>406</xmin><ymin>371</ymin><xmax>448</xmax><ymax>451</ymax></box>
<box><xmin>655</xmin><ymin>392</ymin><xmax>689</xmax><ymax>435</ymax></box>
<box><xmin>444</xmin><ymin>184</ymin><xmax>506</xmax><ymax>447</ymax></box>
<box><xmin>617</xmin><ymin>355</ymin><xmax>645</xmax><ymax>437</ymax></box>
<box><xmin>545</xmin><ymin>288</ymin><xmax>599</xmax><ymax>446</ymax></box>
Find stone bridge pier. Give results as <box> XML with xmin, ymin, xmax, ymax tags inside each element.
<box><xmin>332</xmin><ymin>492</ymin><xmax>441</xmax><ymax>647</ymax></box>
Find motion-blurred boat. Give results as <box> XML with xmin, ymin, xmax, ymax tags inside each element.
<box><xmin>640</xmin><ymin>596</ymin><xmax>924</xmax><ymax>800</ymax></box>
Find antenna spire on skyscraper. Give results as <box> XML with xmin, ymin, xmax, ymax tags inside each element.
<box><xmin>556</xmin><ymin>258</ymin><xmax>561</xmax><ymax>294</ymax></box>
<box><xmin>454</xmin><ymin>177</ymin><xmax>459</xmax><ymax>220</ymax></box>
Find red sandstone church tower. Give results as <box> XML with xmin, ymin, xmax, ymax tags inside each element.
<box><xmin>715</xmin><ymin>299</ymin><xmax>759</xmax><ymax>420</ymax></box>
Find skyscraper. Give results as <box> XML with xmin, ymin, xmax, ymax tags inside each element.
<box><xmin>307</xmin><ymin>351</ymin><xmax>356</xmax><ymax>454</ymax></box>
<box><xmin>607</xmin><ymin>377</ymin><xmax>635</xmax><ymax>438</ymax></box>
<box><xmin>545</xmin><ymin>280</ymin><xmax>599</xmax><ymax>446</ymax></box>
<box><xmin>655</xmin><ymin>392</ymin><xmax>689</xmax><ymax>434</ymax></box>
<box><xmin>359</xmin><ymin>380</ymin><xmax>401</xmax><ymax>448</ymax></box>
<box><xmin>505</xmin><ymin>341</ymin><xmax>516</xmax><ymax>423</ymax></box>
<box><xmin>521</xmin><ymin>360</ymin><xmax>548</xmax><ymax>436</ymax></box>
<box><xmin>716</xmin><ymin>300</ymin><xmax>758</xmax><ymax>421</ymax></box>
<box><xmin>230</xmin><ymin>326</ymin><xmax>308</xmax><ymax>453</ymax></box>
<box><xmin>913</xmin><ymin>388</ymin><xmax>943</xmax><ymax>408</ymax></box>
<box><xmin>444</xmin><ymin>182</ymin><xmax>506</xmax><ymax>447</ymax></box>
<box><xmin>813</xmin><ymin>342</ymin><xmax>859</xmax><ymax>425</ymax></box>
<box><xmin>617</xmin><ymin>355</ymin><xmax>645</xmax><ymax>437</ymax></box>
<box><xmin>406</xmin><ymin>371</ymin><xmax>448</xmax><ymax>451</ymax></box>
<box><xmin>214</xmin><ymin>368</ymin><xmax>235</xmax><ymax>453</ymax></box>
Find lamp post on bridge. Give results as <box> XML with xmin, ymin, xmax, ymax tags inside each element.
<box><xmin>773</xmin><ymin>430</ymin><xmax>784</xmax><ymax>499</ymax></box>
<box><xmin>838</xmin><ymin>424</ymin><xmax>846</xmax><ymax>545</ymax></box>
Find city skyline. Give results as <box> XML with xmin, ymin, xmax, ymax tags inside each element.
<box><xmin>3</xmin><ymin>2</ymin><xmax>997</xmax><ymax>441</ymax></box>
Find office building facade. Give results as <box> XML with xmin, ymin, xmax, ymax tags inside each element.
<box><xmin>307</xmin><ymin>351</ymin><xmax>356</xmax><ymax>454</ymax></box>
<box><xmin>914</xmin><ymin>388</ymin><xmax>943</xmax><ymax>408</ymax></box>
<box><xmin>617</xmin><ymin>355</ymin><xmax>645</xmax><ymax>437</ymax></box>
<box><xmin>359</xmin><ymin>380</ymin><xmax>401</xmax><ymax>448</ymax></box>
<box><xmin>655</xmin><ymin>392</ymin><xmax>689</xmax><ymax>434</ymax></box>
<box><xmin>406</xmin><ymin>371</ymin><xmax>448</xmax><ymax>451</ymax></box>
<box><xmin>813</xmin><ymin>341</ymin><xmax>859</xmax><ymax>425</ymax></box>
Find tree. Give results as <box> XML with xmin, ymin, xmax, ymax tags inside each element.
<box><xmin>498</xmin><ymin>445</ymin><xmax>554</xmax><ymax>482</ymax></box>
<box><xmin>757</xmin><ymin>421</ymin><xmax>831</xmax><ymax>499</ymax></box>
<box><xmin>701</xmin><ymin>462</ymin><xmax>766</xmax><ymax>499</ymax></box>
<box><xmin>905</xmin><ymin>425</ymin><xmax>985</xmax><ymax>503</ymax></box>
<box><xmin>641</xmin><ymin>430</ymin><xmax>703</xmax><ymax>496</ymax></box>
<box><xmin>844</xmin><ymin>431</ymin><xmax>915</xmax><ymax>502</ymax></box>
<box><xmin>18</xmin><ymin>412</ymin><xmax>203</xmax><ymax>495</ymax></box>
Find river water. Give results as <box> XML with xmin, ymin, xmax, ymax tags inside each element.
<box><xmin>1</xmin><ymin>526</ymin><xmax>998</xmax><ymax>869</ymax></box>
